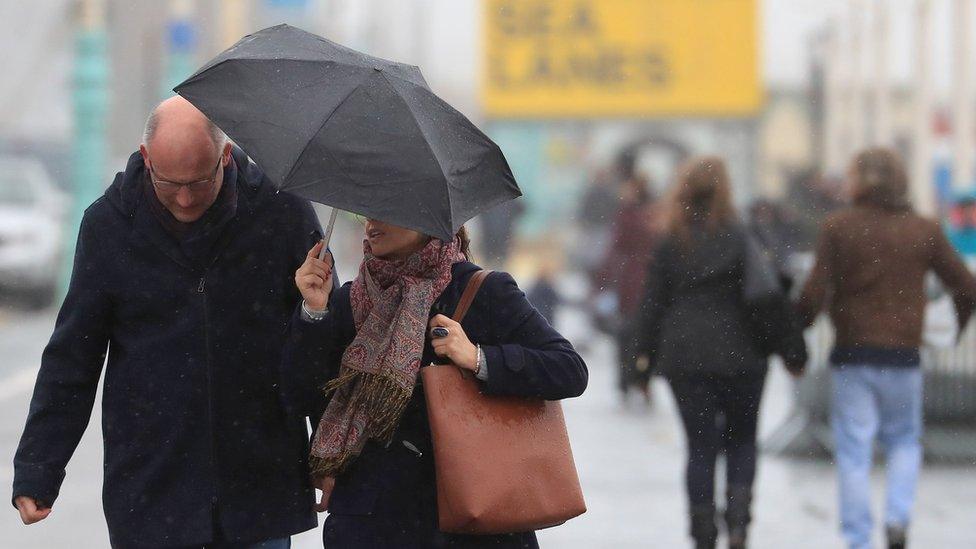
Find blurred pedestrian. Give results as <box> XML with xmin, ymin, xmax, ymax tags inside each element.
<box><xmin>599</xmin><ymin>174</ymin><xmax>659</xmax><ymax>405</ymax></box>
<box><xmin>12</xmin><ymin>97</ymin><xmax>326</xmax><ymax>547</ymax></box>
<box><xmin>784</xmin><ymin>169</ymin><xmax>846</xmax><ymax>250</ymax></box>
<box><xmin>946</xmin><ymin>193</ymin><xmax>976</xmax><ymax>257</ymax></box>
<box><xmin>477</xmin><ymin>199</ymin><xmax>524</xmax><ymax>268</ymax></box>
<box><xmin>748</xmin><ymin>199</ymin><xmax>800</xmax><ymax>284</ymax></box>
<box><xmin>527</xmin><ymin>260</ymin><xmax>562</xmax><ymax>325</ymax></box>
<box><xmin>638</xmin><ymin>156</ymin><xmax>806</xmax><ymax>549</ymax></box>
<box><xmin>280</xmin><ymin>220</ymin><xmax>587</xmax><ymax>547</ymax></box>
<box><xmin>797</xmin><ymin>148</ymin><xmax>976</xmax><ymax>549</ymax></box>
<box><xmin>574</xmin><ymin>168</ymin><xmax>623</xmax><ymax>352</ymax></box>
<box><xmin>574</xmin><ymin>167</ymin><xmax>619</xmax><ymax>279</ymax></box>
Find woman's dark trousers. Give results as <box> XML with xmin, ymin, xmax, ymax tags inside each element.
<box><xmin>669</xmin><ymin>373</ymin><xmax>766</xmax><ymax>548</ymax></box>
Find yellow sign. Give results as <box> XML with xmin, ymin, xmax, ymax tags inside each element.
<box><xmin>483</xmin><ymin>0</ymin><xmax>762</xmax><ymax>118</ymax></box>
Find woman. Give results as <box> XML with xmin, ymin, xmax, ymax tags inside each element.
<box><xmin>280</xmin><ymin>218</ymin><xmax>588</xmax><ymax>548</ymax></box>
<box><xmin>598</xmin><ymin>174</ymin><xmax>659</xmax><ymax>405</ymax></box>
<box><xmin>637</xmin><ymin>157</ymin><xmax>804</xmax><ymax>549</ymax></box>
<box><xmin>798</xmin><ymin>148</ymin><xmax>976</xmax><ymax>549</ymax></box>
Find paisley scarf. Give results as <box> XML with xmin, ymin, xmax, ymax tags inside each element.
<box><xmin>309</xmin><ymin>236</ymin><xmax>464</xmax><ymax>476</ymax></box>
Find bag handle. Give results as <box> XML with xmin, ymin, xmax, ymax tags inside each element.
<box><xmin>428</xmin><ymin>270</ymin><xmax>492</xmax><ymax>371</ymax></box>
<box><xmin>452</xmin><ymin>270</ymin><xmax>493</xmax><ymax>323</ymax></box>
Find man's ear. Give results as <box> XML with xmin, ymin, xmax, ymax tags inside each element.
<box><xmin>139</xmin><ymin>144</ymin><xmax>150</xmax><ymax>165</ymax></box>
<box><xmin>221</xmin><ymin>142</ymin><xmax>233</xmax><ymax>166</ymax></box>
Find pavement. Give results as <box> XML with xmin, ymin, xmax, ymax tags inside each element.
<box><xmin>0</xmin><ymin>293</ymin><xmax>974</xmax><ymax>548</ymax></box>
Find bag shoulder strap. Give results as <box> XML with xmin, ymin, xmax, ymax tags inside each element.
<box><xmin>452</xmin><ymin>270</ymin><xmax>493</xmax><ymax>323</ymax></box>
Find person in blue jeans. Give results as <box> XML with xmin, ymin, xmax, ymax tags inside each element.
<box><xmin>832</xmin><ymin>367</ymin><xmax>922</xmax><ymax>549</ymax></box>
<box><xmin>798</xmin><ymin>148</ymin><xmax>976</xmax><ymax>549</ymax></box>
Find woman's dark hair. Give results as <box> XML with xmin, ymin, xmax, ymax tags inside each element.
<box><xmin>456</xmin><ymin>225</ymin><xmax>472</xmax><ymax>260</ymax></box>
<box><xmin>849</xmin><ymin>148</ymin><xmax>912</xmax><ymax>211</ymax></box>
<box><xmin>667</xmin><ymin>156</ymin><xmax>738</xmax><ymax>243</ymax></box>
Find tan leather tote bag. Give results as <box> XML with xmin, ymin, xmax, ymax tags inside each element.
<box><xmin>421</xmin><ymin>270</ymin><xmax>586</xmax><ymax>535</ymax></box>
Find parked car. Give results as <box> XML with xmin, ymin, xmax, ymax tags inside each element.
<box><xmin>0</xmin><ymin>157</ymin><xmax>67</xmax><ymax>308</ymax></box>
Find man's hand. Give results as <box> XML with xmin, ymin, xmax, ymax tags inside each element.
<box><xmin>14</xmin><ymin>496</ymin><xmax>51</xmax><ymax>525</ymax></box>
<box><xmin>313</xmin><ymin>476</ymin><xmax>336</xmax><ymax>513</ymax></box>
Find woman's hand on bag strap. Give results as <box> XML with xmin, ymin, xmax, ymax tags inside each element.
<box><xmin>429</xmin><ymin>314</ymin><xmax>479</xmax><ymax>373</ymax></box>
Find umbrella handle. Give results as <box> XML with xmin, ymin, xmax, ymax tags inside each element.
<box><xmin>319</xmin><ymin>207</ymin><xmax>339</xmax><ymax>261</ymax></box>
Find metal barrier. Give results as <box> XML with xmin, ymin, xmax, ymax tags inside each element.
<box><xmin>764</xmin><ymin>251</ymin><xmax>976</xmax><ymax>461</ymax></box>
<box><xmin>765</xmin><ymin>314</ymin><xmax>976</xmax><ymax>462</ymax></box>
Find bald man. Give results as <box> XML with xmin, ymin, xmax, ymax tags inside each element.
<box><xmin>12</xmin><ymin>97</ymin><xmax>328</xmax><ymax>548</ymax></box>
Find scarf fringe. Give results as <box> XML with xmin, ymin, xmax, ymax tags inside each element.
<box><xmin>311</xmin><ymin>369</ymin><xmax>413</xmax><ymax>476</ymax></box>
<box><xmin>309</xmin><ymin>453</ymin><xmax>355</xmax><ymax>478</ymax></box>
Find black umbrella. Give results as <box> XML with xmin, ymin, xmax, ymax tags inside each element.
<box><xmin>174</xmin><ymin>24</ymin><xmax>520</xmax><ymax>243</ymax></box>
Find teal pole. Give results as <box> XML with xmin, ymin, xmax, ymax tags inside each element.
<box><xmin>61</xmin><ymin>12</ymin><xmax>109</xmax><ymax>298</ymax></box>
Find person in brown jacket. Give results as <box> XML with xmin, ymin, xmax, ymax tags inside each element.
<box><xmin>797</xmin><ymin>148</ymin><xmax>976</xmax><ymax>549</ymax></box>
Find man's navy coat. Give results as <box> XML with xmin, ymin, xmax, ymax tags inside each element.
<box><xmin>13</xmin><ymin>148</ymin><xmax>322</xmax><ymax>547</ymax></box>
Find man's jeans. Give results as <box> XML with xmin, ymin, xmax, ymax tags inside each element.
<box><xmin>831</xmin><ymin>366</ymin><xmax>923</xmax><ymax>549</ymax></box>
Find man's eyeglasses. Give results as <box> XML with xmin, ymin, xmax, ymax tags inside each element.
<box><xmin>148</xmin><ymin>156</ymin><xmax>223</xmax><ymax>194</ymax></box>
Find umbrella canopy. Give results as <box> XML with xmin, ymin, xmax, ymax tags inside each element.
<box><xmin>175</xmin><ymin>24</ymin><xmax>520</xmax><ymax>241</ymax></box>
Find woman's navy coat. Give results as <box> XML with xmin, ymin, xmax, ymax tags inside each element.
<box><xmin>280</xmin><ymin>261</ymin><xmax>588</xmax><ymax>548</ymax></box>
<box><xmin>13</xmin><ymin>149</ymin><xmax>321</xmax><ymax>547</ymax></box>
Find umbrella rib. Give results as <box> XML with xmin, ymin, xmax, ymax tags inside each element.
<box><xmin>377</xmin><ymin>71</ymin><xmax>454</xmax><ymax>240</ymax></box>
<box><xmin>281</xmin><ymin>79</ymin><xmax>365</xmax><ymax>187</ymax></box>
<box><xmin>175</xmin><ymin>57</ymin><xmax>233</xmax><ymax>92</ymax></box>
<box><xmin>374</xmin><ymin>64</ymin><xmax>431</xmax><ymax>90</ymax></box>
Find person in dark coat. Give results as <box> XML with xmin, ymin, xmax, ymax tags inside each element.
<box><xmin>598</xmin><ymin>174</ymin><xmax>659</xmax><ymax>404</ymax></box>
<box><xmin>573</xmin><ymin>168</ymin><xmax>619</xmax><ymax>283</ymax></box>
<box><xmin>281</xmin><ymin>218</ymin><xmax>588</xmax><ymax>548</ymax></box>
<box><xmin>526</xmin><ymin>262</ymin><xmax>561</xmax><ymax>325</ymax></box>
<box><xmin>12</xmin><ymin>97</ymin><xmax>325</xmax><ymax>548</ymax></box>
<box><xmin>748</xmin><ymin>199</ymin><xmax>800</xmax><ymax>285</ymax></box>
<box><xmin>477</xmin><ymin>199</ymin><xmax>525</xmax><ymax>268</ymax></box>
<box><xmin>637</xmin><ymin>157</ymin><xmax>805</xmax><ymax>549</ymax></box>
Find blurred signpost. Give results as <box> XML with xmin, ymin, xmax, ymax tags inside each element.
<box><xmin>162</xmin><ymin>0</ymin><xmax>197</xmax><ymax>99</ymax></box>
<box><xmin>481</xmin><ymin>0</ymin><xmax>761</xmax><ymax>244</ymax></box>
<box><xmin>63</xmin><ymin>0</ymin><xmax>109</xmax><ymax>297</ymax></box>
<box><xmin>483</xmin><ymin>0</ymin><xmax>762</xmax><ymax>118</ymax></box>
